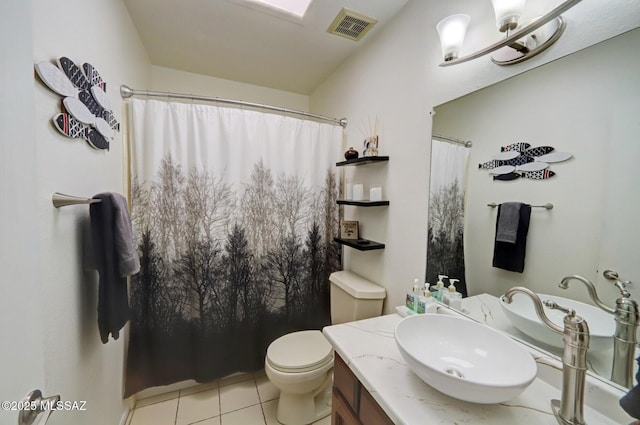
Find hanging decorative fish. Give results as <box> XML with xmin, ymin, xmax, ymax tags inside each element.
<box><xmin>34</xmin><ymin>61</ymin><xmax>79</xmax><ymax>98</ymax></box>
<box><xmin>37</xmin><ymin>56</ymin><xmax>116</xmax><ymax>150</ymax></box>
<box><xmin>62</xmin><ymin>97</ymin><xmax>115</xmax><ymax>139</ymax></box>
<box><xmin>501</xmin><ymin>142</ymin><xmax>530</xmax><ymax>152</ymax></box>
<box><xmin>82</xmin><ymin>63</ymin><xmax>106</xmax><ymax>91</ymax></box>
<box><xmin>52</xmin><ymin>113</ymin><xmax>109</xmax><ymax>150</ymax></box>
<box><xmin>505</xmin><ymin>155</ymin><xmax>534</xmax><ymax>166</ymax></box>
<box><xmin>478</xmin><ymin>159</ymin><xmax>505</xmax><ymax>169</ymax></box>
<box><xmin>489</xmin><ymin>165</ymin><xmax>516</xmax><ymax>175</ymax></box>
<box><xmin>536</xmin><ymin>152</ymin><xmax>573</xmax><ymax>163</ymax></box>
<box><xmin>82</xmin><ymin>63</ymin><xmax>111</xmax><ymax>110</ymax></box>
<box><xmin>53</xmin><ymin>113</ymin><xmax>87</xmax><ymax>139</ymax></box>
<box><xmin>521</xmin><ymin>170</ymin><xmax>556</xmax><ymax>179</ymax></box>
<box><xmin>57</xmin><ymin>57</ymin><xmax>90</xmax><ymax>90</ymax></box>
<box><xmin>90</xmin><ymin>86</ymin><xmax>111</xmax><ymax>110</ymax></box>
<box><xmin>78</xmin><ymin>90</ymin><xmax>105</xmax><ymax>117</ymax></box>
<box><xmin>493</xmin><ymin>172</ymin><xmax>520</xmax><ymax>181</ymax></box>
<box><xmin>85</xmin><ymin>128</ymin><xmax>110</xmax><ymax>150</ymax></box>
<box><xmin>63</xmin><ymin>97</ymin><xmax>96</xmax><ymax>125</ymax></box>
<box><xmin>94</xmin><ymin>118</ymin><xmax>115</xmax><ymax>139</ymax></box>
<box><xmin>525</xmin><ymin>146</ymin><xmax>555</xmax><ymax>156</ymax></box>
<box><xmin>102</xmin><ymin>109</ymin><xmax>120</xmax><ymax>131</ymax></box>
<box><xmin>492</xmin><ymin>151</ymin><xmax>520</xmax><ymax>161</ymax></box>
<box><xmin>487</xmin><ymin>141</ymin><xmax>567</xmax><ymax>181</ymax></box>
<box><xmin>516</xmin><ymin>161</ymin><xmax>549</xmax><ymax>172</ymax></box>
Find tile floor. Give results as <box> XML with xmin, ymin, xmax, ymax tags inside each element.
<box><xmin>126</xmin><ymin>370</ymin><xmax>331</xmax><ymax>425</ymax></box>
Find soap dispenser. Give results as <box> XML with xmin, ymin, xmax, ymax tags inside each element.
<box><xmin>432</xmin><ymin>275</ymin><xmax>447</xmax><ymax>302</ymax></box>
<box><xmin>424</xmin><ymin>283</ymin><xmax>431</xmax><ymax>299</ymax></box>
<box><xmin>406</xmin><ymin>279</ymin><xmax>421</xmax><ymax>312</ymax></box>
<box><xmin>416</xmin><ymin>289</ymin><xmax>435</xmax><ymax>314</ymax></box>
<box><xmin>444</xmin><ymin>279</ymin><xmax>463</xmax><ymax>310</ymax></box>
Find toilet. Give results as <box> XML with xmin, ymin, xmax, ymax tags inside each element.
<box><xmin>265</xmin><ymin>271</ymin><xmax>386</xmax><ymax>425</ymax></box>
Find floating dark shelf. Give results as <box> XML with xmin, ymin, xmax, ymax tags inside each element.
<box><xmin>336</xmin><ymin>200</ymin><xmax>390</xmax><ymax>207</ymax></box>
<box><xmin>336</xmin><ymin>156</ymin><xmax>389</xmax><ymax>167</ymax></box>
<box><xmin>334</xmin><ymin>237</ymin><xmax>385</xmax><ymax>251</ymax></box>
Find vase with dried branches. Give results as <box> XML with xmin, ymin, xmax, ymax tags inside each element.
<box><xmin>361</xmin><ymin>116</ymin><xmax>380</xmax><ymax>157</ymax></box>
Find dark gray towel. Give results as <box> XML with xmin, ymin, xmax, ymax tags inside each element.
<box><xmin>111</xmin><ymin>194</ymin><xmax>140</xmax><ymax>276</ymax></box>
<box><xmin>90</xmin><ymin>192</ymin><xmax>140</xmax><ymax>343</ymax></box>
<box><xmin>496</xmin><ymin>202</ymin><xmax>522</xmax><ymax>243</ymax></box>
<box><xmin>492</xmin><ymin>204</ymin><xmax>531</xmax><ymax>273</ymax></box>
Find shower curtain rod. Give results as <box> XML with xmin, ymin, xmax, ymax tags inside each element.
<box><xmin>120</xmin><ymin>85</ymin><xmax>348</xmax><ymax>128</ymax></box>
<box><xmin>433</xmin><ymin>133</ymin><xmax>472</xmax><ymax>148</ymax></box>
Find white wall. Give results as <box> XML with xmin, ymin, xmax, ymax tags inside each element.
<box><xmin>433</xmin><ymin>29</ymin><xmax>640</xmax><ymax>307</ymax></box>
<box><xmin>0</xmin><ymin>3</ymin><xmax>45</xmax><ymax>423</ymax></box>
<box><xmin>310</xmin><ymin>0</ymin><xmax>640</xmax><ymax>313</ymax></box>
<box><xmin>150</xmin><ymin>65</ymin><xmax>309</xmax><ymax>112</ymax></box>
<box><xmin>0</xmin><ymin>0</ymin><xmax>150</xmax><ymax>425</ymax></box>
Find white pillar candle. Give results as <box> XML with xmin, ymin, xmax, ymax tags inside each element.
<box><xmin>352</xmin><ymin>184</ymin><xmax>364</xmax><ymax>201</ymax></box>
<box><xmin>370</xmin><ymin>186</ymin><xmax>382</xmax><ymax>202</ymax></box>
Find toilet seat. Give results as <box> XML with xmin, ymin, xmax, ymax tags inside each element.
<box><xmin>266</xmin><ymin>330</ymin><xmax>333</xmax><ymax>373</ymax></box>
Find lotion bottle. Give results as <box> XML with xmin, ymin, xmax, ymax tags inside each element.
<box><xmin>406</xmin><ymin>280</ymin><xmax>420</xmax><ymax>312</ymax></box>
<box><xmin>444</xmin><ymin>279</ymin><xmax>463</xmax><ymax>310</ymax></box>
<box><xmin>416</xmin><ymin>289</ymin><xmax>435</xmax><ymax>314</ymax></box>
<box><xmin>431</xmin><ymin>275</ymin><xmax>447</xmax><ymax>302</ymax></box>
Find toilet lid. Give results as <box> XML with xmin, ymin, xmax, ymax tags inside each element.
<box><xmin>267</xmin><ymin>330</ymin><xmax>333</xmax><ymax>372</ymax></box>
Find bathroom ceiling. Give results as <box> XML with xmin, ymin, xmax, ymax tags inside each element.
<box><xmin>123</xmin><ymin>0</ymin><xmax>409</xmax><ymax>94</ymax></box>
<box><xmin>124</xmin><ymin>0</ymin><xmax>640</xmax><ymax>95</ymax></box>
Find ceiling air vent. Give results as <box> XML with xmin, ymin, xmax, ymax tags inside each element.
<box><xmin>327</xmin><ymin>8</ymin><xmax>378</xmax><ymax>41</ymax></box>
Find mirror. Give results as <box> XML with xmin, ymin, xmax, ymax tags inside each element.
<box><xmin>429</xmin><ymin>27</ymin><xmax>640</xmax><ymax>387</ymax></box>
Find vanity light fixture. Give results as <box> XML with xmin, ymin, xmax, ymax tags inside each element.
<box><xmin>437</xmin><ymin>0</ymin><xmax>581</xmax><ymax>66</ymax></box>
<box><xmin>436</xmin><ymin>14</ymin><xmax>471</xmax><ymax>62</ymax></box>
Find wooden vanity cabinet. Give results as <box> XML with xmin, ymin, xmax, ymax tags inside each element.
<box><xmin>332</xmin><ymin>354</ymin><xmax>394</xmax><ymax>425</ymax></box>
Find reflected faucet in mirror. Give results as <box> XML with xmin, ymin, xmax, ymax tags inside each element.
<box><xmin>502</xmin><ymin>286</ymin><xmax>590</xmax><ymax>425</ymax></box>
<box><xmin>558</xmin><ymin>271</ymin><xmax>639</xmax><ymax>388</ymax></box>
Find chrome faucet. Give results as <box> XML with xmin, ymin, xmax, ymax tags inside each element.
<box><xmin>558</xmin><ymin>270</ymin><xmax>639</xmax><ymax>388</ymax></box>
<box><xmin>502</xmin><ymin>286</ymin><xmax>590</xmax><ymax>425</ymax></box>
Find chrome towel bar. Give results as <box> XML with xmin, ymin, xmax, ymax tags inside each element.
<box><xmin>487</xmin><ymin>202</ymin><xmax>553</xmax><ymax>209</ymax></box>
<box><xmin>52</xmin><ymin>192</ymin><xmax>102</xmax><ymax>208</ymax></box>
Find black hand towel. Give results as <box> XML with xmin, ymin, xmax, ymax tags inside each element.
<box><xmin>492</xmin><ymin>204</ymin><xmax>531</xmax><ymax>273</ymax></box>
<box><xmin>90</xmin><ymin>192</ymin><xmax>139</xmax><ymax>343</ymax></box>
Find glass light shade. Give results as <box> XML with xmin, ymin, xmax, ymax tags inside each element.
<box><xmin>490</xmin><ymin>0</ymin><xmax>526</xmax><ymax>31</ymax></box>
<box><xmin>436</xmin><ymin>14</ymin><xmax>471</xmax><ymax>61</ymax></box>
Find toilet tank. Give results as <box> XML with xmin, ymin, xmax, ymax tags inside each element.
<box><xmin>329</xmin><ymin>271</ymin><xmax>386</xmax><ymax>325</ymax></box>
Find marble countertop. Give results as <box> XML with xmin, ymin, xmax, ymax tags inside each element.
<box><xmin>322</xmin><ymin>294</ymin><xmax>632</xmax><ymax>425</ymax></box>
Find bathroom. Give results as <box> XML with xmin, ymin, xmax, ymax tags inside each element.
<box><xmin>1</xmin><ymin>1</ymin><xmax>639</xmax><ymax>425</ymax></box>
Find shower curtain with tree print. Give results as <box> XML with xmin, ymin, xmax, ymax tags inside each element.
<box><xmin>125</xmin><ymin>99</ymin><xmax>342</xmax><ymax>396</ymax></box>
<box><xmin>426</xmin><ymin>139</ymin><xmax>470</xmax><ymax>297</ymax></box>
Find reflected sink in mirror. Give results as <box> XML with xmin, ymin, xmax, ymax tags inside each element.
<box><xmin>499</xmin><ymin>293</ymin><xmax>615</xmax><ymax>351</ymax></box>
<box><xmin>394</xmin><ymin>314</ymin><xmax>537</xmax><ymax>404</ymax></box>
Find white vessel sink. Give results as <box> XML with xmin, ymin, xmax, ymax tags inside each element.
<box><xmin>499</xmin><ymin>293</ymin><xmax>615</xmax><ymax>351</ymax></box>
<box><xmin>394</xmin><ymin>314</ymin><xmax>537</xmax><ymax>404</ymax></box>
